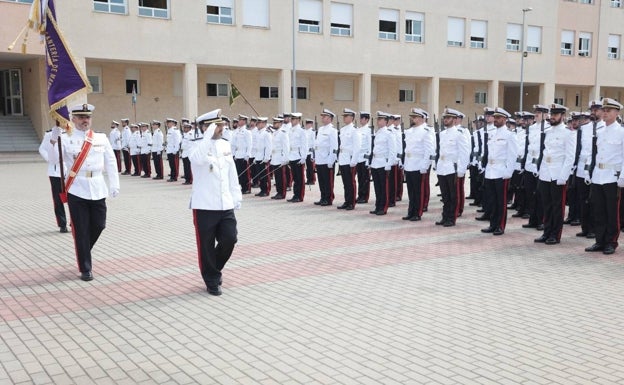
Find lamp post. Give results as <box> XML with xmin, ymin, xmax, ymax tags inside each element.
<box><xmin>519</xmin><ymin>7</ymin><xmax>532</xmax><ymax>112</ymax></box>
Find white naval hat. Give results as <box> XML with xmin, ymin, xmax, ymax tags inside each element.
<box><xmin>151</xmin><ymin>120</ymin><xmax>161</xmax><ymax>126</ymax></box>
<box><xmin>359</xmin><ymin>111</ymin><xmax>371</xmax><ymax>119</ymax></box>
<box><xmin>197</xmin><ymin>109</ymin><xmax>223</xmax><ymax>125</ymax></box>
<box><xmin>320</xmin><ymin>108</ymin><xmax>335</xmax><ymax>118</ymax></box>
<box><xmin>492</xmin><ymin>107</ymin><xmax>511</xmax><ymax>118</ymax></box>
<box><xmin>111</xmin><ymin>120</ymin><xmax>120</xmax><ymax>126</ymax></box>
<box><xmin>589</xmin><ymin>99</ymin><xmax>603</xmax><ymax>109</ymax></box>
<box><xmin>166</xmin><ymin>117</ymin><xmax>178</xmax><ymax>124</ymax></box>
<box><xmin>442</xmin><ymin>108</ymin><xmax>461</xmax><ymax>118</ymax></box>
<box><xmin>391</xmin><ymin>114</ymin><xmax>402</xmax><ymax>120</ymax></box>
<box><xmin>257</xmin><ymin>117</ymin><xmax>268</xmax><ymax>122</ymax></box>
<box><xmin>602</xmin><ymin>98</ymin><xmax>623</xmax><ymax>110</ymax></box>
<box><xmin>409</xmin><ymin>108</ymin><xmax>429</xmax><ymax>119</ymax></box>
<box><xmin>549</xmin><ymin>103</ymin><xmax>568</xmax><ymax>114</ymax></box>
<box><xmin>70</xmin><ymin>103</ymin><xmax>95</xmax><ymax>116</ymax></box>
<box><xmin>238</xmin><ymin>114</ymin><xmax>249</xmax><ymax>121</ymax></box>
<box><xmin>533</xmin><ymin>104</ymin><xmax>549</xmax><ymax>113</ymax></box>
<box><xmin>291</xmin><ymin>112</ymin><xmax>303</xmax><ymax>119</ymax></box>
<box><xmin>376</xmin><ymin>111</ymin><xmax>389</xmax><ymax>120</ymax></box>
<box><xmin>342</xmin><ymin>108</ymin><xmax>356</xmax><ymax>117</ymax></box>
<box><xmin>483</xmin><ymin>107</ymin><xmax>495</xmax><ymax>115</ymax></box>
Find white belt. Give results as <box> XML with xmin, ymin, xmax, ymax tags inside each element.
<box><xmin>598</xmin><ymin>162</ymin><xmax>619</xmax><ymax>170</ymax></box>
<box><xmin>405</xmin><ymin>153</ymin><xmax>415</xmax><ymax>158</ymax></box>
<box><xmin>487</xmin><ymin>159</ymin><xmax>506</xmax><ymax>165</ymax></box>
<box><xmin>545</xmin><ymin>156</ymin><xmax>564</xmax><ymax>164</ymax></box>
<box><xmin>70</xmin><ymin>170</ymin><xmax>103</xmax><ymax>178</ymax></box>
<box><xmin>373</xmin><ymin>154</ymin><xmax>386</xmax><ymax>158</ymax></box>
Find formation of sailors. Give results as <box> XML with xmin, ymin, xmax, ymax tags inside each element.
<box><xmin>108</xmin><ymin>99</ymin><xmax>624</xmax><ymax>255</ymax></box>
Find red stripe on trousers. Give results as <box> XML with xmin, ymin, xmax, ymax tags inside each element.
<box><xmin>500</xmin><ymin>179</ymin><xmax>509</xmax><ymax>230</ymax></box>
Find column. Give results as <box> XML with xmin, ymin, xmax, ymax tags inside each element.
<box><xmin>589</xmin><ymin>85</ymin><xmax>601</xmax><ymax>103</ymax></box>
<box><xmin>183</xmin><ymin>63</ymin><xmax>198</xmax><ymax>119</ymax></box>
<box><xmin>539</xmin><ymin>82</ymin><xmax>555</xmax><ymax>105</ymax></box>
<box><xmin>429</xmin><ymin>76</ymin><xmax>440</xmax><ymax>118</ymax></box>
<box><xmin>488</xmin><ymin>80</ymin><xmax>499</xmax><ymax>107</ymax></box>
<box><xmin>279</xmin><ymin>69</ymin><xmax>292</xmax><ymax>113</ymax></box>
<box><xmin>359</xmin><ymin>72</ymin><xmax>372</xmax><ymax>113</ymax></box>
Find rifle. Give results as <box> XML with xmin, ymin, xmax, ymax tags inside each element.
<box><xmin>56</xmin><ymin>120</ymin><xmax>66</xmax><ymax>197</ymax></box>
<box><xmin>433</xmin><ymin>114</ymin><xmax>441</xmax><ymax>165</ymax></box>
<box><xmin>586</xmin><ymin>119</ymin><xmax>598</xmax><ymax>183</ymax></box>
<box><xmin>535</xmin><ymin>118</ymin><xmax>546</xmax><ymax>173</ymax></box>
<box><xmin>568</xmin><ymin>124</ymin><xmax>583</xmax><ymax>188</ymax></box>
<box><xmin>469</xmin><ymin>118</ymin><xmax>475</xmax><ymax>164</ymax></box>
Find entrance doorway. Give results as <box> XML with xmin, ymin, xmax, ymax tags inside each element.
<box><xmin>0</xmin><ymin>69</ymin><xmax>24</xmax><ymax>116</ymax></box>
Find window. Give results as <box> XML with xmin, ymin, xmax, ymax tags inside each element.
<box><xmin>138</xmin><ymin>0</ymin><xmax>168</xmax><ymax>18</ymax></box>
<box><xmin>207</xmin><ymin>83</ymin><xmax>228</xmax><ymax>97</ymax></box>
<box><xmin>330</xmin><ymin>2</ymin><xmax>352</xmax><ymax>36</ymax></box>
<box><xmin>527</xmin><ymin>26</ymin><xmax>541</xmax><ymax>53</ymax></box>
<box><xmin>125</xmin><ymin>68</ymin><xmax>139</xmax><ymax>94</ymax></box>
<box><xmin>470</xmin><ymin>20</ymin><xmax>487</xmax><ymax>48</ymax></box>
<box><xmin>506</xmin><ymin>23</ymin><xmax>521</xmax><ymax>51</ymax></box>
<box><xmin>260</xmin><ymin>87</ymin><xmax>279</xmax><ymax>99</ymax></box>
<box><xmin>291</xmin><ymin>78</ymin><xmax>309</xmax><ymax>99</ymax></box>
<box><xmin>242</xmin><ymin>0</ymin><xmax>269</xmax><ymax>27</ymax></box>
<box><xmin>2</xmin><ymin>0</ymin><xmax>34</xmax><ymax>3</ymax></box>
<box><xmin>475</xmin><ymin>91</ymin><xmax>487</xmax><ymax>105</ymax></box>
<box><xmin>561</xmin><ymin>30</ymin><xmax>574</xmax><ymax>56</ymax></box>
<box><xmin>335</xmin><ymin>79</ymin><xmax>354</xmax><ymax>101</ymax></box>
<box><xmin>554</xmin><ymin>97</ymin><xmax>564</xmax><ymax>105</ymax></box>
<box><xmin>299</xmin><ymin>0</ymin><xmax>322</xmax><ymax>33</ymax></box>
<box><xmin>405</xmin><ymin>11</ymin><xmax>424</xmax><ymax>43</ymax></box>
<box><xmin>580</xmin><ymin>0</ymin><xmax>593</xmax><ymax>3</ymax></box>
<box><xmin>608</xmin><ymin>34</ymin><xmax>620</xmax><ymax>59</ymax></box>
<box><xmin>575</xmin><ymin>94</ymin><xmax>581</xmax><ymax>107</ymax></box>
<box><xmin>86</xmin><ymin>67</ymin><xmax>102</xmax><ymax>93</ymax></box>
<box><xmin>455</xmin><ymin>85</ymin><xmax>464</xmax><ymax>104</ymax></box>
<box><xmin>378</xmin><ymin>9</ymin><xmax>399</xmax><ymax>40</ymax></box>
<box><xmin>447</xmin><ymin>17</ymin><xmax>465</xmax><ymax>47</ymax></box>
<box><xmin>207</xmin><ymin>0</ymin><xmax>233</xmax><ymax>25</ymax></box>
<box><xmin>399</xmin><ymin>82</ymin><xmax>415</xmax><ymax>102</ymax></box>
<box><xmin>579</xmin><ymin>32</ymin><xmax>592</xmax><ymax>56</ymax></box>
<box><xmin>93</xmin><ymin>0</ymin><xmax>126</xmax><ymax>14</ymax></box>
<box><xmin>612</xmin><ymin>0</ymin><xmax>622</xmax><ymax>7</ymax></box>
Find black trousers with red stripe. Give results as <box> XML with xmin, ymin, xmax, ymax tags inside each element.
<box><xmin>49</xmin><ymin>176</ymin><xmax>67</xmax><ymax>228</ymax></box>
<box><xmin>339</xmin><ymin>164</ymin><xmax>357</xmax><ymax>207</ymax></box>
<box><xmin>485</xmin><ymin>177</ymin><xmax>509</xmax><ymax>231</ymax></box>
<box><xmin>591</xmin><ymin>182</ymin><xmax>620</xmax><ymax>248</ymax></box>
<box><xmin>388</xmin><ymin>165</ymin><xmax>398</xmax><ymax>205</ymax></box>
<box><xmin>438</xmin><ymin>173</ymin><xmax>458</xmax><ymax>223</ymax></box>
<box><xmin>306</xmin><ymin>155</ymin><xmax>316</xmax><ymax>184</ymax></box>
<box><xmin>67</xmin><ymin>193</ymin><xmax>106</xmax><ymax>273</ymax></box>
<box><xmin>167</xmin><ymin>153</ymin><xmax>179</xmax><ymax>180</ymax></box>
<box><xmin>356</xmin><ymin>162</ymin><xmax>370</xmax><ymax>202</ymax></box>
<box><xmin>131</xmin><ymin>154</ymin><xmax>141</xmax><ymax>175</ymax></box>
<box><xmin>152</xmin><ymin>152</ymin><xmax>163</xmax><ymax>178</ymax></box>
<box><xmin>113</xmin><ymin>149</ymin><xmax>122</xmax><ymax>172</ymax></box>
<box><xmin>193</xmin><ymin>209</ymin><xmax>237</xmax><ymax>288</ymax></box>
<box><xmin>539</xmin><ymin>180</ymin><xmax>566</xmax><ymax>241</ymax></box>
<box><xmin>259</xmin><ymin>163</ymin><xmax>271</xmax><ymax>194</ymax></box>
<box><xmin>405</xmin><ymin>171</ymin><xmax>425</xmax><ymax>218</ymax></box>
<box><xmin>122</xmin><ymin>149</ymin><xmax>131</xmax><ymax>173</ymax></box>
<box><xmin>289</xmin><ymin>161</ymin><xmax>305</xmax><ymax>200</ymax></box>
<box><xmin>371</xmin><ymin>167</ymin><xmax>389</xmax><ymax>213</ymax></box>
<box><xmin>317</xmin><ymin>164</ymin><xmax>335</xmax><ymax>203</ymax></box>
<box><xmin>272</xmin><ymin>164</ymin><xmax>287</xmax><ymax>196</ymax></box>
<box><xmin>140</xmin><ymin>153</ymin><xmax>151</xmax><ymax>176</ymax></box>
<box><xmin>235</xmin><ymin>158</ymin><xmax>251</xmax><ymax>192</ymax></box>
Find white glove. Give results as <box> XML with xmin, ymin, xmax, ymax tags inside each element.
<box><xmin>51</xmin><ymin>126</ymin><xmax>61</xmax><ymax>141</ymax></box>
<box><xmin>584</xmin><ymin>177</ymin><xmax>591</xmax><ymax>185</ymax></box>
<box><xmin>234</xmin><ymin>201</ymin><xmax>242</xmax><ymax>210</ymax></box>
<box><xmin>244</xmin><ymin>156</ymin><xmax>249</xmax><ymax>162</ymax></box>
<box><xmin>618</xmin><ymin>178</ymin><xmax>624</xmax><ymax>188</ymax></box>
<box><xmin>420</xmin><ymin>169</ymin><xmax>427</xmax><ymax>174</ymax></box>
<box><xmin>457</xmin><ymin>172</ymin><xmax>465</xmax><ymax>178</ymax></box>
<box><xmin>299</xmin><ymin>159</ymin><xmax>305</xmax><ymax>165</ymax></box>
<box><xmin>556</xmin><ymin>179</ymin><xmax>566</xmax><ymax>186</ymax></box>
<box><xmin>281</xmin><ymin>161</ymin><xmax>288</xmax><ymax>166</ymax></box>
<box><xmin>384</xmin><ymin>165</ymin><xmax>391</xmax><ymax>171</ymax></box>
<box><xmin>350</xmin><ymin>162</ymin><xmax>357</xmax><ymax>168</ymax></box>
<box><xmin>110</xmin><ymin>188</ymin><xmax>119</xmax><ymax>198</ymax></box>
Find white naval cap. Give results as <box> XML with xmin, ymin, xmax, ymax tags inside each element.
<box><xmin>111</xmin><ymin>120</ymin><xmax>120</xmax><ymax>125</ymax></box>
<box><xmin>257</xmin><ymin>117</ymin><xmax>268</xmax><ymax>122</ymax></box>
<box><xmin>197</xmin><ymin>109</ymin><xmax>223</xmax><ymax>125</ymax></box>
<box><xmin>320</xmin><ymin>108</ymin><xmax>335</xmax><ymax>118</ymax></box>
<box><xmin>589</xmin><ymin>99</ymin><xmax>603</xmax><ymax>109</ymax></box>
<box><xmin>409</xmin><ymin>108</ymin><xmax>429</xmax><ymax>119</ymax></box>
<box><xmin>359</xmin><ymin>111</ymin><xmax>371</xmax><ymax>119</ymax></box>
<box><xmin>70</xmin><ymin>103</ymin><xmax>95</xmax><ymax>116</ymax></box>
<box><xmin>238</xmin><ymin>114</ymin><xmax>249</xmax><ymax>120</ymax></box>
<box><xmin>533</xmin><ymin>104</ymin><xmax>549</xmax><ymax>113</ymax></box>
<box><xmin>291</xmin><ymin>112</ymin><xmax>303</xmax><ymax>119</ymax></box>
<box><xmin>549</xmin><ymin>103</ymin><xmax>568</xmax><ymax>114</ymax></box>
<box><xmin>492</xmin><ymin>107</ymin><xmax>511</xmax><ymax>118</ymax></box>
<box><xmin>342</xmin><ymin>108</ymin><xmax>356</xmax><ymax>117</ymax></box>
<box><xmin>442</xmin><ymin>108</ymin><xmax>461</xmax><ymax>118</ymax></box>
<box><xmin>166</xmin><ymin>117</ymin><xmax>178</xmax><ymax>124</ymax></box>
<box><xmin>602</xmin><ymin>98</ymin><xmax>623</xmax><ymax>110</ymax></box>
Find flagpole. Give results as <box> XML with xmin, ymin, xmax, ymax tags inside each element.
<box><xmin>292</xmin><ymin>0</ymin><xmax>297</xmax><ymax>112</ymax></box>
<box><xmin>229</xmin><ymin>79</ymin><xmax>260</xmax><ymax>116</ymax></box>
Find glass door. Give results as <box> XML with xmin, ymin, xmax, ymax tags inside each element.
<box><xmin>1</xmin><ymin>69</ymin><xmax>23</xmax><ymax>116</ymax></box>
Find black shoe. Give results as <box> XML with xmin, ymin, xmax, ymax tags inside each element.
<box><xmin>435</xmin><ymin>220</ymin><xmax>446</xmax><ymax>226</ymax></box>
<box><xmin>576</xmin><ymin>231</ymin><xmax>588</xmax><ymax>237</ymax></box>
<box><xmin>376</xmin><ymin>211</ymin><xmax>386</xmax><ymax>215</ymax></box>
<box><xmin>356</xmin><ymin>199</ymin><xmax>368</xmax><ymax>204</ymax></box>
<box><xmin>80</xmin><ymin>271</ymin><xmax>93</xmax><ymax>281</ymax></box>
<box><xmin>522</xmin><ymin>223</ymin><xmax>537</xmax><ymax>228</ymax></box>
<box><xmin>152</xmin><ymin>176</ymin><xmax>163</xmax><ymax>180</ymax></box>
<box><xmin>481</xmin><ymin>227</ymin><xmax>495</xmax><ymax>233</ymax></box>
<box><xmin>207</xmin><ymin>286</ymin><xmax>222</xmax><ymax>296</ymax></box>
<box><xmin>388</xmin><ymin>203</ymin><xmax>396</xmax><ymax>207</ymax></box>
<box><xmin>314</xmin><ymin>200</ymin><xmax>323</xmax><ymax>205</ymax></box>
<box><xmin>288</xmin><ymin>197</ymin><xmax>302</xmax><ymax>203</ymax></box>
<box><xmin>410</xmin><ymin>216</ymin><xmax>421</xmax><ymax>221</ymax></box>
<box><xmin>402</xmin><ymin>216</ymin><xmax>413</xmax><ymax>220</ymax></box>
<box><xmin>337</xmin><ymin>203</ymin><xmax>349</xmax><ymax>209</ymax></box>
<box><xmin>534</xmin><ymin>235</ymin><xmax>548</xmax><ymax>243</ymax></box>
<box><xmin>570</xmin><ymin>219</ymin><xmax>581</xmax><ymax>226</ymax></box>
<box><xmin>60</xmin><ymin>226</ymin><xmax>68</xmax><ymax>233</ymax></box>
<box><xmin>603</xmin><ymin>244</ymin><xmax>616</xmax><ymax>255</ymax></box>
<box><xmin>255</xmin><ymin>192</ymin><xmax>268</xmax><ymax>197</ymax></box>
<box><xmin>121</xmin><ymin>171</ymin><xmax>130</xmax><ymax>175</ymax></box>
<box><xmin>271</xmin><ymin>194</ymin><xmax>285</xmax><ymax>200</ymax></box>
<box><xmin>141</xmin><ymin>175</ymin><xmax>151</xmax><ymax>178</ymax></box>
<box><xmin>522</xmin><ymin>213</ymin><xmax>530</xmax><ymax>219</ymax></box>
<box><xmin>586</xmin><ymin>232</ymin><xmax>596</xmax><ymax>239</ymax></box>
<box><xmin>182</xmin><ymin>181</ymin><xmax>192</xmax><ymax>185</ymax></box>
<box><xmin>469</xmin><ymin>202</ymin><xmax>480</xmax><ymax>206</ymax></box>
<box><xmin>369</xmin><ymin>210</ymin><xmax>378</xmax><ymax>214</ymax></box>
<box><xmin>476</xmin><ymin>208</ymin><xmax>484</xmax><ymax>213</ymax></box>
<box><xmin>585</xmin><ymin>243</ymin><xmax>604</xmax><ymax>252</ymax></box>
<box><xmin>545</xmin><ymin>237</ymin><xmax>559</xmax><ymax>245</ymax></box>
<box><xmin>242</xmin><ymin>190</ymin><xmax>252</xmax><ymax>195</ymax></box>
<box><xmin>563</xmin><ymin>218</ymin><xmax>572</xmax><ymax>225</ymax></box>
<box><xmin>475</xmin><ymin>215</ymin><xmax>490</xmax><ymax>221</ymax></box>
<box><xmin>320</xmin><ymin>201</ymin><xmax>332</xmax><ymax>206</ymax></box>
<box><xmin>344</xmin><ymin>205</ymin><xmax>354</xmax><ymax>211</ymax></box>
<box><xmin>443</xmin><ymin>221</ymin><xmax>455</xmax><ymax>227</ymax></box>
<box><xmin>493</xmin><ymin>228</ymin><xmax>504</xmax><ymax>236</ymax></box>
<box><xmin>536</xmin><ymin>224</ymin><xmax>544</xmax><ymax>231</ymax></box>
<box><xmin>511</xmin><ymin>212</ymin><xmax>524</xmax><ymax>218</ymax></box>
<box><xmin>167</xmin><ymin>178</ymin><xmax>177</xmax><ymax>182</ymax></box>
<box><xmin>131</xmin><ymin>173</ymin><xmax>140</xmax><ymax>176</ymax></box>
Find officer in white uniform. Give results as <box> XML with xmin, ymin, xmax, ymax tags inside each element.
<box><xmin>233</xmin><ymin>115</ymin><xmax>253</xmax><ymax>194</ymax></box>
<box><xmin>336</xmin><ymin>108</ymin><xmax>362</xmax><ymax>210</ymax></box>
<box><xmin>270</xmin><ymin>117</ymin><xmax>290</xmax><ymax>199</ymax></box>
<box><xmin>108</xmin><ymin>120</ymin><xmax>122</xmax><ymax>173</ymax></box>
<box><xmin>189</xmin><ymin>109</ymin><xmax>242</xmax><ymax>296</ymax></box>
<box><xmin>151</xmin><ymin>120</ymin><xmax>165</xmax><ymax>179</ymax></box>
<box><xmin>304</xmin><ymin>119</ymin><xmax>317</xmax><ymax>185</ymax></box>
<box><xmin>522</xmin><ymin>105</ymin><xmax>550</xmax><ymax>229</ymax></box>
<box><xmin>369</xmin><ymin>112</ymin><xmax>396</xmax><ymax>215</ymax></box>
<box><xmin>120</xmin><ymin>118</ymin><xmax>132</xmax><ymax>174</ymax></box>
<box><xmin>314</xmin><ymin>109</ymin><xmax>338</xmax><ymax>206</ymax></box>
<box><xmin>287</xmin><ymin>113</ymin><xmax>308</xmax><ymax>202</ymax></box>
<box><xmin>129</xmin><ymin>124</ymin><xmax>141</xmax><ymax>176</ymax></box>
<box><xmin>138</xmin><ymin>122</ymin><xmax>152</xmax><ymax>178</ymax></box>
<box><xmin>356</xmin><ymin>112</ymin><xmax>372</xmax><ymax>203</ymax></box>
<box><xmin>48</xmin><ymin>104</ymin><xmax>120</xmax><ymax>281</ymax></box>
<box><xmin>253</xmin><ymin>117</ymin><xmax>273</xmax><ymax>197</ymax></box>
<box><xmin>480</xmin><ymin>108</ymin><xmax>519</xmax><ymax>236</ymax></box>
<box><xmin>584</xmin><ymin>98</ymin><xmax>624</xmax><ymax>255</ymax></box>
<box><xmin>165</xmin><ymin>118</ymin><xmax>181</xmax><ymax>182</ymax></box>
<box><xmin>403</xmin><ymin>108</ymin><xmax>434</xmax><ymax>221</ymax></box>
<box><xmin>436</xmin><ymin>108</ymin><xmax>471</xmax><ymax>227</ymax></box>
<box><xmin>39</xmin><ymin>124</ymin><xmax>68</xmax><ymax>233</ymax></box>
<box><xmin>180</xmin><ymin>122</ymin><xmax>194</xmax><ymax>185</ymax></box>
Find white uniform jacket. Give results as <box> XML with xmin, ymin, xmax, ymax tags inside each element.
<box><xmin>403</xmin><ymin>123</ymin><xmax>434</xmax><ymax>173</ymax></box>
<box><xmin>338</xmin><ymin>123</ymin><xmax>362</xmax><ymax>167</ymax></box>
<box><xmin>369</xmin><ymin>126</ymin><xmax>396</xmax><ymax>170</ymax></box>
<box><xmin>189</xmin><ymin>137</ymin><xmax>242</xmax><ymax>211</ymax></box>
<box><xmin>538</xmin><ymin>123</ymin><xmax>576</xmax><ymax>183</ymax></box>
<box><xmin>314</xmin><ymin>124</ymin><xmax>338</xmax><ymax>166</ymax></box>
<box><xmin>525</xmin><ymin>121</ymin><xmax>551</xmax><ymax>175</ymax></box>
<box><xmin>576</xmin><ymin>120</ymin><xmax>605</xmax><ymax>178</ymax></box>
<box><xmin>39</xmin><ymin>130</ymin><xmax>66</xmax><ymax>177</ymax></box>
<box><xmin>436</xmin><ymin>126</ymin><xmax>471</xmax><ymax>177</ymax></box>
<box><xmin>288</xmin><ymin>124</ymin><xmax>308</xmax><ymax>162</ymax></box>
<box><xmin>270</xmin><ymin>128</ymin><xmax>290</xmax><ymax>166</ymax></box>
<box><xmin>48</xmin><ymin>129</ymin><xmax>119</xmax><ymax>200</ymax></box>
<box><xmin>109</xmin><ymin>128</ymin><xmax>122</xmax><ymax>151</ymax></box>
<box><xmin>232</xmin><ymin>125</ymin><xmax>252</xmax><ymax>160</ymax></box>
<box><xmin>121</xmin><ymin>126</ymin><xmax>132</xmax><ymax>150</ymax></box>
<box><xmin>152</xmin><ymin>128</ymin><xmax>164</xmax><ymax>153</ymax></box>
<box><xmin>253</xmin><ymin>128</ymin><xmax>272</xmax><ymax>162</ymax></box>
<box><xmin>585</xmin><ymin>121</ymin><xmax>624</xmax><ymax>185</ymax></box>
<box><xmin>513</xmin><ymin>127</ymin><xmax>526</xmax><ymax>171</ymax></box>
<box><xmin>484</xmin><ymin>126</ymin><xmax>519</xmax><ymax>180</ymax></box>
<box><xmin>305</xmin><ymin>129</ymin><xmax>316</xmax><ymax>156</ymax></box>
<box><xmin>166</xmin><ymin>127</ymin><xmax>182</xmax><ymax>154</ymax></box>
<box><xmin>139</xmin><ymin>130</ymin><xmax>152</xmax><ymax>155</ymax></box>
<box><xmin>356</xmin><ymin>125</ymin><xmax>372</xmax><ymax>164</ymax></box>
<box><xmin>129</xmin><ymin>131</ymin><xmax>140</xmax><ymax>156</ymax></box>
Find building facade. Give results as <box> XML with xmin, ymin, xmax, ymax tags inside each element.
<box><xmin>1</xmin><ymin>0</ymin><xmax>624</xmax><ymax>137</ymax></box>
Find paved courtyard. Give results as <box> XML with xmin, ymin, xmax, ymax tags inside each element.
<box><xmin>2</xmin><ymin>155</ymin><xmax>624</xmax><ymax>384</ymax></box>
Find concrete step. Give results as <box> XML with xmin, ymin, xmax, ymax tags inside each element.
<box><xmin>0</xmin><ymin>116</ymin><xmax>40</xmax><ymax>152</ymax></box>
